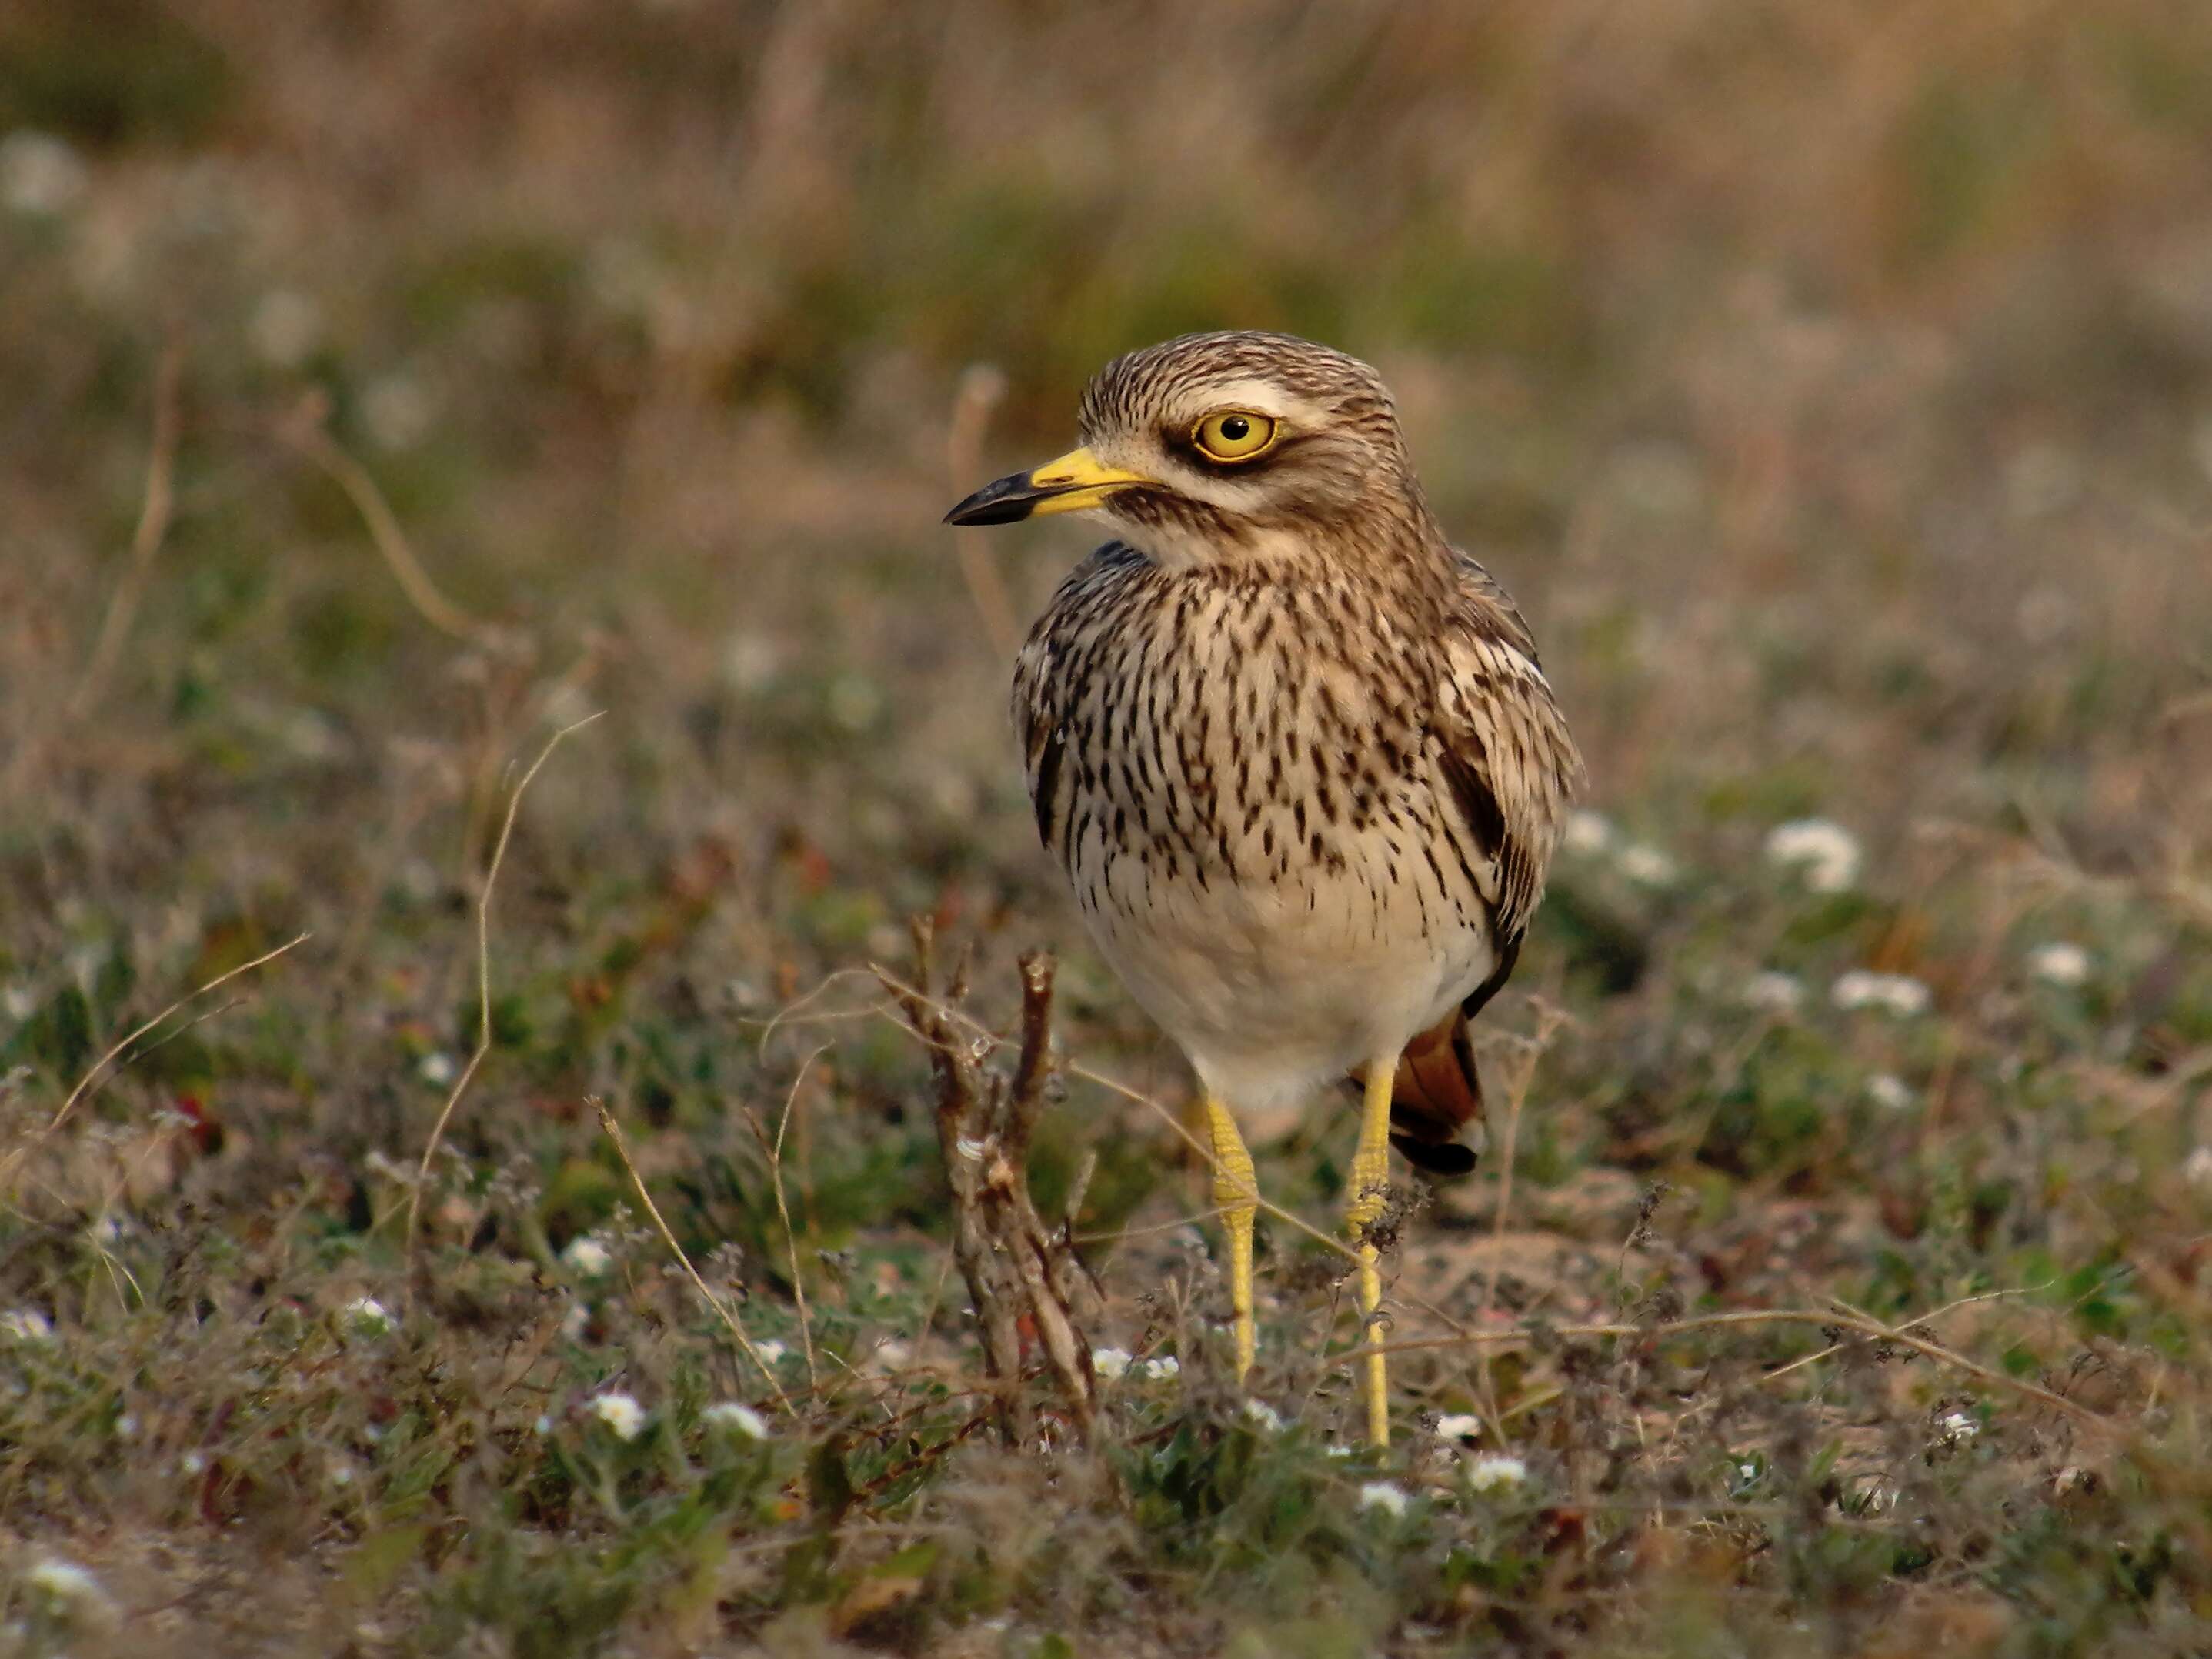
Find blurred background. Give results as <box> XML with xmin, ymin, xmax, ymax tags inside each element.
<box><xmin>5</xmin><ymin>2</ymin><xmax>2212</xmax><ymax>1649</ymax></box>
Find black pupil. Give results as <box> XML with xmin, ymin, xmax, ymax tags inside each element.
<box><xmin>1219</xmin><ymin>416</ymin><xmax>1249</xmax><ymax>442</ymax></box>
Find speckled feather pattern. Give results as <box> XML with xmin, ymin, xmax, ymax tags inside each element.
<box><xmin>1008</xmin><ymin>333</ymin><xmax>1581</xmax><ymax>1113</ymax></box>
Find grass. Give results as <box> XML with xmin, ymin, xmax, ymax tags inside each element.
<box><xmin>5</xmin><ymin>1</ymin><xmax>2212</xmax><ymax>1653</ymax></box>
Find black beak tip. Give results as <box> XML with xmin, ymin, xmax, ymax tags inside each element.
<box><xmin>943</xmin><ymin>476</ymin><xmax>1036</xmax><ymax>528</ymax></box>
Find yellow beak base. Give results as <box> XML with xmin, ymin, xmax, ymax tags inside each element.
<box><xmin>943</xmin><ymin>447</ymin><xmax>1154</xmax><ymax>526</ymax></box>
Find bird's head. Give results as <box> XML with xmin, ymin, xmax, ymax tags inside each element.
<box><xmin>945</xmin><ymin>332</ymin><xmax>1431</xmax><ymax>571</ymax></box>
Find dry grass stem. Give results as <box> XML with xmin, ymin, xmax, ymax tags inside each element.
<box><xmin>590</xmin><ymin>1095</ymin><xmax>793</xmax><ymax>1411</ymax></box>
<box><xmin>403</xmin><ymin>714</ymin><xmax>601</xmax><ymax>1272</ymax></box>
<box><xmin>68</xmin><ymin>344</ymin><xmax>182</xmax><ymax>723</ymax></box>
<box><xmin>279</xmin><ymin>392</ymin><xmax>491</xmax><ymax>643</ymax></box>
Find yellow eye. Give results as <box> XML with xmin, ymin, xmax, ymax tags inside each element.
<box><xmin>1192</xmin><ymin>409</ymin><xmax>1279</xmax><ymax>463</ymax></box>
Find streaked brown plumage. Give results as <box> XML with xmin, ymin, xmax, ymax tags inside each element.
<box><xmin>947</xmin><ymin>330</ymin><xmax>1582</xmax><ymax>1441</ymax></box>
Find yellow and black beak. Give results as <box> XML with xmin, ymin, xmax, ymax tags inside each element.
<box><xmin>943</xmin><ymin>446</ymin><xmax>1153</xmax><ymax>526</ymax></box>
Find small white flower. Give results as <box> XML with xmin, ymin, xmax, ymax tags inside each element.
<box><xmin>114</xmin><ymin>1414</ymin><xmax>138</xmax><ymax>1440</ymax></box>
<box><xmin>1866</xmin><ymin>1073</ymin><xmax>1913</xmax><ymax>1112</ymax></box>
<box><xmin>1140</xmin><ymin>1355</ymin><xmax>1180</xmax><ymax>1381</ymax></box>
<box><xmin>532</xmin><ymin>1414</ymin><xmax>554</xmax><ymax>1437</ymax></box>
<box><xmin>559</xmin><ymin>1302</ymin><xmax>589</xmax><ymax>1341</ymax></box>
<box><xmin>2027</xmin><ymin>943</ymin><xmax>2091</xmax><ymax>988</ymax></box>
<box><xmin>362</xmin><ymin>372</ymin><xmax>435</xmax><ymax>451</ymax></box>
<box><xmin>756</xmin><ymin>1339</ymin><xmax>788</xmax><ymax>1364</ymax></box>
<box><xmin>1241</xmin><ymin>1400</ymin><xmax>1285</xmax><ymax>1434</ymax></box>
<box><xmin>703</xmin><ymin>1401</ymin><xmax>769</xmax><ymax>1439</ymax></box>
<box><xmin>562</xmin><ymin>1236</ymin><xmax>613</xmax><ymax>1277</ymax></box>
<box><xmin>249</xmin><ymin>289</ymin><xmax>324</xmax><ymax>369</ymax></box>
<box><xmin>1466</xmin><ymin>1454</ymin><xmax>1530</xmax><ymax>1491</ymax></box>
<box><xmin>343</xmin><ymin>1297</ymin><xmax>393</xmax><ymax>1335</ymax></box>
<box><xmin>1</xmin><ymin>1307</ymin><xmax>54</xmax><ymax>1343</ymax></box>
<box><xmin>1937</xmin><ymin>1409</ymin><xmax>1979</xmax><ymax>1444</ymax></box>
<box><xmin>182</xmin><ymin>1451</ymin><xmax>207</xmax><ymax>1476</ymax></box>
<box><xmin>1741</xmin><ymin>971</ymin><xmax>1804</xmax><ymax>1014</ymax></box>
<box><xmin>1356</xmin><ymin>1480</ymin><xmax>1409</xmax><ymax>1517</ymax></box>
<box><xmin>1831</xmin><ymin>970</ymin><xmax>1932</xmax><ymax>1018</ymax></box>
<box><xmin>0</xmin><ymin>132</ymin><xmax>89</xmax><ymax>215</ymax></box>
<box><xmin>1766</xmin><ymin>819</ymin><xmax>1862</xmax><ymax>893</ymax></box>
<box><xmin>25</xmin><ymin>1557</ymin><xmax>115</xmax><ymax>1626</ymax></box>
<box><xmin>1091</xmin><ymin>1347</ymin><xmax>1132</xmax><ymax>1380</ymax></box>
<box><xmin>871</xmin><ymin>1338</ymin><xmax>912</xmax><ymax>1371</ymax></box>
<box><xmin>418</xmin><ymin>1051</ymin><xmax>459</xmax><ymax>1087</ymax></box>
<box><xmin>329</xmin><ymin>1458</ymin><xmax>356</xmax><ymax>1487</ymax></box>
<box><xmin>589</xmin><ymin>1390</ymin><xmax>646</xmax><ymax>1441</ymax></box>
<box><xmin>1616</xmin><ymin>843</ymin><xmax>1677</xmax><ymax>887</ymax></box>
<box><xmin>1433</xmin><ymin>1413</ymin><xmax>1484</xmax><ymax>1442</ymax></box>
<box><xmin>1562</xmin><ymin>810</ymin><xmax>1615</xmax><ymax>856</ymax></box>
<box><xmin>2185</xmin><ymin>1147</ymin><xmax>2212</xmax><ymax>1189</ymax></box>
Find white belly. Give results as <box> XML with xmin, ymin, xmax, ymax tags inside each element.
<box><xmin>1075</xmin><ymin>825</ymin><xmax>1497</xmax><ymax>1112</ymax></box>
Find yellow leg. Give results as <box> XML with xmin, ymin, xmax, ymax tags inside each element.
<box><xmin>1204</xmin><ymin>1093</ymin><xmax>1258</xmax><ymax>1383</ymax></box>
<box><xmin>1346</xmin><ymin>1060</ymin><xmax>1398</xmax><ymax>1447</ymax></box>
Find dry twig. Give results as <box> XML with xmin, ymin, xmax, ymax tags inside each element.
<box><xmin>879</xmin><ymin>926</ymin><xmax>1098</xmax><ymax>1445</ymax></box>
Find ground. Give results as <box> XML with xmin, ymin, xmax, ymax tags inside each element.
<box><xmin>4</xmin><ymin>3</ymin><xmax>2212</xmax><ymax>1654</ymax></box>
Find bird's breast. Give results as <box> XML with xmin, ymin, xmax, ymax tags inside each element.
<box><xmin>1013</xmin><ymin>561</ymin><xmax>1497</xmax><ymax>1100</ymax></box>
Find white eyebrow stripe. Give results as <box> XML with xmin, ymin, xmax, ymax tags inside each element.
<box><xmin>1179</xmin><ymin>378</ymin><xmax>1331</xmax><ymax>428</ymax></box>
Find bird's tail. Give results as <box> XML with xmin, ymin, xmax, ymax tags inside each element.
<box><xmin>1351</xmin><ymin>1008</ymin><xmax>1488</xmax><ymax>1177</ymax></box>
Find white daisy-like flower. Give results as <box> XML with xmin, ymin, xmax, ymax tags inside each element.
<box><xmin>249</xmin><ymin>289</ymin><xmax>324</xmax><ymax>369</ymax></box>
<box><xmin>342</xmin><ymin>1297</ymin><xmax>392</xmax><ymax>1335</ymax></box>
<box><xmin>1866</xmin><ymin>1073</ymin><xmax>1913</xmax><ymax>1112</ymax></box>
<box><xmin>27</xmin><ymin>1557</ymin><xmax>103</xmax><ymax>1601</ymax></box>
<box><xmin>1139</xmin><ymin>1356</ymin><xmax>1179</xmax><ymax>1381</ymax></box>
<box><xmin>1091</xmin><ymin>1347</ymin><xmax>1133</xmax><ymax>1380</ymax></box>
<box><xmin>1937</xmin><ymin>1409</ymin><xmax>1979</xmax><ymax>1444</ymax></box>
<box><xmin>756</xmin><ymin>1339</ymin><xmax>788</xmax><ymax>1364</ymax></box>
<box><xmin>1241</xmin><ymin>1400</ymin><xmax>1285</xmax><ymax>1434</ymax></box>
<box><xmin>562</xmin><ymin>1236</ymin><xmax>613</xmax><ymax>1277</ymax></box>
<box><xmin>1765</xmin><ymin>819</ymin><xmax>1862</xmax><ymax>893</ymax></box>
<box><xmin>589</xmin><ymin>1390</ymin><xmax>646</xmax><ymax>1441</ymax></box>
<box><xmin>362</xmin><ymin>372</ymin><xmax>435</xmax><ymax>451</ymax></box>
<box><xmin>1356</xmin><ymin>1481</ymin><xmax>1410</xmax><ymax>1517</ymax></box>
<box><xmin>2026</xmin><ymin>943</ymin><xmax>2091</xmax><ymax>987</ymax></box>
<box><xmin>1741</xmin><ymin>971</ymin><xmax>1804</xmax><ymax>1014</ymax></box>
<box><xmin>25</xmin><ymin>1556</ymin><xmax>115</xmax><ymax>1626</ymax></box>
<box><xmin>417</xmin><ymin>1051</ymin><xmax>458</xmax><ymax>1087</ymax></box>
<box><xmin>1616</xmin><ymin>843</ymin><xmax>1677</xmax><ymax>887</ymax></box>
<box><xmin>1433</xmin><ymin>1414</ymin><xmax>1485</xmax><ymax>1442</ymax></box>
<box><xmin>0</xmin><ymin>132</ymin><xmax>89</xmax><ymax>216</ymax></box>
<box><xmin>2</xmin><ymin>1307</ymin><xmax>55</xmax><ymax>1343</ymax></box>
<box><xmin>702</xmin><ymin>1401</ymin><xmax>769</xmax><ymax>1439</ymax></box>
<box><xmin>1466</xmin><ymin>1454</ymin><xmax>1530</xmax><ymax>1492</ymax></box>
<box><xmin>1831</xmin><ymin>970</ymin><xmax>1932</xmax><ymax>1018</ymax></box>
<box><xmin>1562</xmin><ymin>810</ymin><xmax>1615</xmax><ymax>856</ymax></box>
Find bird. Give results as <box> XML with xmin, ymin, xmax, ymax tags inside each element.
<box><xmin>945</xmin><ymin>331</ymin><xmax>1581</xmax><ymax>1444</ymax></box>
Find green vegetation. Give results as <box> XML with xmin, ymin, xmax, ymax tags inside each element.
<box><xmin>5</xmin><ymin>2</ymin><xmax>2212</xmax><ymax>1652</ymax></box>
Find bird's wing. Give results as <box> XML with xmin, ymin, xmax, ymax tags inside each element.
<box><xmin>1431</xmin><ymin>552</ymin><xmax>1583</xmax><ymax>954</ymax></box>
